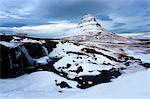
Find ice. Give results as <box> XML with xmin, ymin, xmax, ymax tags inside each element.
<box><xmin>0</xmin><ymin>41</ymin><xmax>20</xmax><ymax>48</ymax></box>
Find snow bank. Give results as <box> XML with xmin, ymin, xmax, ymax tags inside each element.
<box><xmin>0</xmin><ymin>71</ymin><xmax>78</xmax><ymax>99</ymax></box>
<box><xmin>0</xmin><ymin>69</ymin><xmax>149</xmax><ymax>99</ymax></box>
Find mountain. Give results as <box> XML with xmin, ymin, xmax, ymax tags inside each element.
<box><xmin>63</xmin><ymin>14</ymin><xmax>130</xmax><ymax>43</ymax></box>
<box><xmin>75</xmin><ymin>14</ymin><xmax>103</xmax><ymax>35</ymax></box>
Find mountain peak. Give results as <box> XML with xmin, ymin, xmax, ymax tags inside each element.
<box><xmin>75</xmin><ymin>14</ymin><xmax>103</xmax><ymax>35</ymax></box>
<box><xmin>79</xmin><ymin>14</ymin><xmax>97</xmax><ymax>24</ymax></box>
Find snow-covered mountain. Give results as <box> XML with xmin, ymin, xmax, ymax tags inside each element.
<box><xmin>63</xmin><ymin>14</ymin><xmax>130</xmax><ymax>43</ymax></box>
<box><xmin>75</xmin><ymin>14</ymin><xmax>103</xmax><ymax>35</ymax></box>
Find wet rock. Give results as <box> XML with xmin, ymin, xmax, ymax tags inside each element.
<box><xmin>24</xmin><ymin>42</ymin><xmax>45</xmax><ymax>59</ymax></box>
<box><xmin>42</xmin><ymin>40</ymin><xmax>58</xmax><ymax>53</ymax></box>
<box><xmin>0</xmin><ymin>44</ymin><xmax>35</xmax><ymax>78</ymax></box>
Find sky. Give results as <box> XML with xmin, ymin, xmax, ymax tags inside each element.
<box><xmin>0</xmin><ymin>0</ymin><xmax>150</xmax><ymax>36</ymax></box>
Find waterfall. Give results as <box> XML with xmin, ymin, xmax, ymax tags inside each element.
<box><xmin>42</xmin><ymin>46</ymin><xmax>49</xmax><ymax>56</ymax></box>
<box><xmin>18</xmin><ymin>46</ymin><xmax>35</xmax><ymax>66</ymax></box>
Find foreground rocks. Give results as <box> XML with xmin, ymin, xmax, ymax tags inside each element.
<box><xmin>75</xmin><ymin>68</ymin><xmax>121</xmax><ymax>89</ymax></box>
<box><xmin>0</xmin><ymin>35</ymin><xmax>58</xmax><ymax>78</ymax></box>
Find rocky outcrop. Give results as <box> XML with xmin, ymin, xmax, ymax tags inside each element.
<box><xmin>0</xmin><ymin>44</ymin><xmax>34</xmax><ymax>78</ymax></box>
<box><xmin>24</xmin><ymin>42</ymin><xmax>47</xmax><ymax>59</ymax></box>
<box><xmin>0</xmin><ymin>36</ymin><xmax>58</xmax><ymax>78</ymax></box>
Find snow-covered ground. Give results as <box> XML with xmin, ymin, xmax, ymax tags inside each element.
<box><xmin>0</xmin><ymin>69</ymin><xmax>149</xmax><ymax>99</ymax></box>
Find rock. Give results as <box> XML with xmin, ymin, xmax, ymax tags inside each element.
<box><xmin>24</xmin><ymin>42</ymin><xmax>45</xmax><ymax>59</ymax></box>
<box><xmin>55</xmin><ymin>80</ymin><xmax>72</xmax><ymax>88</ymax></box>
<box><xmin>76</xmin><ymin>69</ymin><xmax>121</xmax><ymax>89</ymax></box>
<box><xmin>140</xmin><ymin>63</ymin><xmax>150</xmax><ymax>68</ymax></box>
<box><xmin>0</xmin><ymin>35</ymin><xmax>13</xmax><ymax>42</ymax></box>
<box><xmin>42</xmin><ymin>40</ymin><xmax>58</xmax><ymax>53</ymax></box>
<box><xmin>0</xmin><ymin>44</ymin><xmax>35</xmax><ymax>78</ymax></box>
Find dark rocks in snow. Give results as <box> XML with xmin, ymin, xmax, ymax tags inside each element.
<box><xmin>0</xmin><ymin>35</ymin><xmax>13</xmax><ymax>42</ymax></box>
<box><xmin>55</xmin><ymin>80</ymin><xmax>72</xmax><ymax>88</ymax></box>
<box><xmin>76</xmin><ymin>66</ymin><xmax>83</xmax><ymax>74</ymax></box>
<box><xmin>66</xmin><ymin>51</ymin><xmax>88</xmax><ymax>56</ymax></box>
<box><xmin>66</xmin><ymin>63</ymin><xmax>71</xmax><ymax>68</ymax></box>
<box><xmin>109</xmin><ymin>68</ymin><xmax>121</xmax><ymax>78</ymax></box>
<box><xmin>124</xmin><ymin>62</ymin><xmax>130</xmax><ymax>66</ymax></box>
<box><xmin>102</xmin><ymin>62</ymin><xmax>111</xmax><ymax>65</ymax></box>
<box><xmin>75</xmin><ymin>68</ymin><xmax>121</xmax><ymax>89</ymax></box>
<box><xmin>140</xmin><ymin>63</ymin><xmax>150</xmax><ymax>68</ymax></box>
<box><xmin>82</xmin><ymin>48</ymin><xmax>118</xmax><ymax>62</ymax></box>
<box><xmin>69</xmin><ymin>66</ymin><xmax>83</xmax><ymax>74</ymax></box>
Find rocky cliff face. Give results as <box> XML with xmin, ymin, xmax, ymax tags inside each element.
<box><xmin>0</xmin><ymin>35</ymin><xmax>58</xmax><ymax>78</ymax></box>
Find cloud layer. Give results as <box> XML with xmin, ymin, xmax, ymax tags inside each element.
<box><xmin>0</xmin><ymin>0</ymin><xmax>149</xmax><ymax>35</ymax></box>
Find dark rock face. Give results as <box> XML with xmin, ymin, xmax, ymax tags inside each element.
<box><xmin>0</xmin><ymin>44</ymin><xmax>34</xmax><ymax>78</ymax></box>
<box><xmin>0</xmin><ymin>38</ymin><xmax>59</xmax><ymax>78</ymax></box>
<box><xmin>24</xmin><ymin>43</ymin><xmax>46</xmax><ymax>59</ymax></box>
<box><xmin>43</xmin><ymin>40</ymin><xmax>58</xmax><ymax>53</ymax></box>
<box><xmin>0</xmin><ymin>44</ymin><xmax>12</xmax><ymax>78</ymax></box>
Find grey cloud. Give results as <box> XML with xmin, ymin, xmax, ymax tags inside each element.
<box><xmin>0</xmin><ymin>0</ymin><xmax>150</xmax><ymax>33</ymax></box>
<box><xmin>97</xmin><ymin>14</ymin><xmax>112</xmax><ymax>21</ymax></box>
<box><xmin>112</xmin><ymin>23</ymin><xmax>126</xmax><ymax>28</ymax></box>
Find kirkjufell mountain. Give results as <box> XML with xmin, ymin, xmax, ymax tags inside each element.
<box><xmin>76</xmin><ymin>14</ymin><xmax>103</xmax><ymax>34</ymax></box>
<box><xmin>63</xmin><ymin>14</ymin><xmax>129</xmax><ymax>43</ymax></box>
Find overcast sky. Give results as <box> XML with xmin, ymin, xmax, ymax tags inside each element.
<box><xmin>0</xmin><ymin>0</ymin><xmax>149</xmax><ymax>36</ymax></box>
